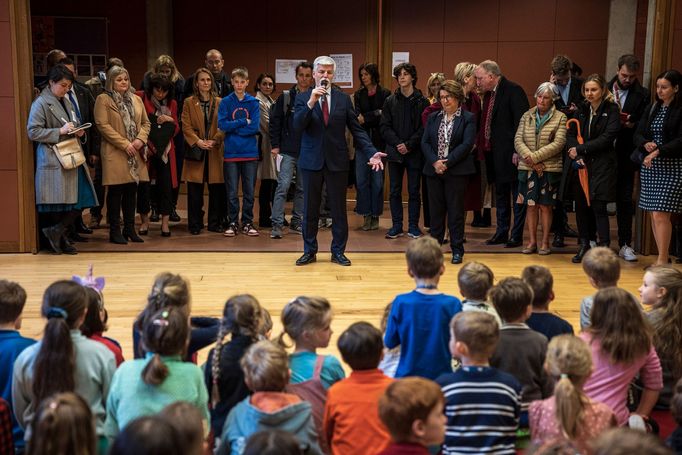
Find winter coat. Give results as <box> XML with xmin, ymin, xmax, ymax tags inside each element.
<box><xmin>515</xmin><ymin>106</ymin><xmax>567</xmax><ymax>173</ymax></box>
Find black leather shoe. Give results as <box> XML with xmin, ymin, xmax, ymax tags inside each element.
<box><xmin>76</xmin><ymin>219</ymin><xmax>93</xmax><ymax>234</ymax></box>
<box><xmin>161</xmin><ymin>230</ymin><xmax>171</xmax><ymax>237</ymax></box>
<box><xmin>563</xmin><ymin>223</ymin><xmax>578</xmax><ymax>238</ymax></box>
<box><xmin>42</xmin><ymin>225</ymin><xmax>63</xmax><ymax>254</ymax></box>
<box><xmin>122</xmin><ymin>228</ymin><xmax>144</xmax><ymax>243</ymax></box>
<box><xmin>552</xmin><ymin>233</ymin><xmax>565</xmax><ymax>248</ymax></box>
<box><xmin>331</xmin><ymin>253</ymin><xmax>351</xmax><ymax>266</ymax></box>
<box><xmin>505</xmin><ymin>238</ymin><xmax>523</xmax><ymax>248</ymax></box>
<box><xmin>169</xmin><ymin>209</ymin><xmax>181</xmax><ymax>222</ymax></box>
<box><xmin>68</xmin><ymin>231</ymin><xmax>88</xmax><ymax>243</ymax></box>
<box><xmin>60</xmin><ymin>236</ymin><xmax>78</xmax><ymax>255</ymax></box>
<box><xmin>296</xmin><ymin>253</ymin><xmax>317</xmax><ymax>266</ymax></box>
<box><xmin>485</xmin><ymin>233</ymin><xmax>508</xmax><ymax>245</ymax></box>
<box><xmin>451</xmin><ymin>253</ymin><xmax>463</xmax><ymax>264</ymax></box>
<box><xmin>572</xmin><ymin>243</ymin><xmax>591</xmax><ymax>263</ymax></box>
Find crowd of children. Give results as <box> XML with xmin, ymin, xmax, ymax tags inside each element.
<box><xmin>1</xmin><ymin>239</ymin><xmax>681</xmax><ymax>454</ymax></box>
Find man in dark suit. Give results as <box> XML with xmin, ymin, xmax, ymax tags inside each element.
<box><xmin>293</xmin><ymin>56</ymin><xmax>385</xmax><ymax>266</ymax></box>
<box><xmin>184</xmin><ymin>49</ymin><xmax>233</xmax><ymax>99</ymax></box>
<box><xmin>609</xmin><ymin>54</ymin><xmax>650</xmax><ymax>262</ymax></box>
<box><xmin>474</xmin><ymin>60</ymin><xmax>529</xmax><ymax>248</ymax></box>
<box><xmin>550</xmin><ymin>54</ymin><xmax>584</xmax><ymax>247</ymax></box>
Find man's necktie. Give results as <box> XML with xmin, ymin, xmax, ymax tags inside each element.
<box><xmin>321</xmin><ymin>95</ymin><xmax>329</xmax><ymax>126</ymax></box>
<box><xmin>68</xmin><ymin>91</ymin><xmax>82</xmax><ymax>123</ymax></box>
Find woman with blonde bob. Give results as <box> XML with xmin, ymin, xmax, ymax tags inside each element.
<box><xmin>529</xmin><ymin>335</ymin><xmax>616</xmax><ymax>451</ymax></box>
<box><xmin>94</xmin><ymin>65</ymin><xmax>151</xmax><ymax>244</ymax></box>
<box><xmin>515</xmin><ymin>82</ymin><xmax>567</xmax><ymax>255</ymax></box>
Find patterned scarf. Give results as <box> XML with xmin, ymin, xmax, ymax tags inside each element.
<box><xmin>437</xmin><ymin>108</ymin><xmax>461</xmax><ymax>159</ymax></box>
<box><xmin>112</xmin><ymin>91</ymin><xmax>140</xmax><ymax>182</ymax></box>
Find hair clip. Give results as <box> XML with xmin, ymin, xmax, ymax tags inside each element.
<box><xmin>49</xmin><ymin>400</ymin><xmax>59</xmax><ymax>410</ymax></box>
<box><xmin>46</xmin><ymin>307</ymin><xmax>68</xmax><ymax>319</ymax></box>
<box><xmin>161</xmin><ymin>310</ymin><xmax>169</xmax><ymax>319</ymax></box>
<box><xmin>72</xmin><ymin>264</ymin><xmax>105</xmax><ymax>293</ymax></box>
<box><xmin>560</xmin><ymin>373</ymin><xmax>569</xmax><ymax>380</ymax></box>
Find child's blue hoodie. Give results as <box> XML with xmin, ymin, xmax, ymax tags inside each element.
<box><xmin>218</xmin><ymin>92</ymin><xmax>260</xmax><ymax>160</ymax></box>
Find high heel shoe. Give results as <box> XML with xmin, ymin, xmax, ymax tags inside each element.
<box><xmin>161</xmin><ymin>230</ymin><xmax>171</xmax><ymax>237</ymax></box>
<box><xmin>139</xmin><ymin>225</ymin><xmax>149</xmax><ymax>236</ymax></box>
<box><xmin>122</xmin><ymin>227</ymin><xmax>144</xmax><ymax>243</ymax></box>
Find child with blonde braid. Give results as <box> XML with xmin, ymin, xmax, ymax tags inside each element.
<box><xmin>105</xmin><ymin>306</ymin><xmax>210</xmax><ymax>442</ymax></box>
<box><xmin>278</xmin><ymin>296</ymin><xmax>345</xmax><ymax>453</ymax></box>
<box><xmin>204</xmin><ymin>294</ymin><xmax>262</xmax><ymax>438</ymax></box>
<box><xmin>529</xmin><ymin>335</ymin><xmax>616</xmax><ymax>452</ymax></box>
<box><xmin>639</xmin><ymin>266</ymin><xmax>682</xmax><ymax>409</ymax></box>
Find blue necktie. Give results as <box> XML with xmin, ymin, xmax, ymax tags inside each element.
<box><xmin>68</xmin><ymin>90</ymin><xmax>82</xmax><ymax>122</ymax></box>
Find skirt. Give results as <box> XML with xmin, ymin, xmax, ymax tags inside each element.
<box><xmin>517</xmin><ymin>170</ymin><xmax>561</xmax><ymax>207</ymax></box>
<box><xmin>37</xmin><ymin>166</ymin><xmax>97</xmax><ymax>213</ymax></box>
<box><xmin>639</xmin><ymin>157</ymin><xmax>682</xmax><ymax>213</ymax></box>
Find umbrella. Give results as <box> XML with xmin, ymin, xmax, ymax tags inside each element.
<box><xmin>566</xmin><ymin>118</ymin><xmax>590</xmax><ymax>207</ymax></box>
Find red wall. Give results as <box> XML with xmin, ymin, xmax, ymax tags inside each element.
<box><xmin>390</xmin><ymin>0</ymin><xmax>611</xmax><ymax>100</ymax></box>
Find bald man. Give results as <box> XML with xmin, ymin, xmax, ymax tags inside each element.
<box><xmin>184</xmin><ymin>49</ymin><xmax>234</xmax><ymax>98</ymax></box>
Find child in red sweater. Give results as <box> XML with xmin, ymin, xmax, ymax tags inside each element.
<box><xmin>323</xmin><ymin>322</ymin><xmax>393</xmax><ymax>454</ymax></box>
<box><xmin>377</xmin><ymin>377</ymin><xmax>446</xmax><ymax>455</ymax></box>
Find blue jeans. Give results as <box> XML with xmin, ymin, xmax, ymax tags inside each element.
<box><xmin>355</xmin><ymin>150</ymin><xmax>384</xmax><ymax>216</ymax></box>
<box><xmin>271</xmin><ymin>154</ymin><xmax>303</xmax><ymax>227</ymax></box>
<box><xmin>223</xmin><ymin>160</ymin><xmax>258</xmax><ymax>225</ymax></box>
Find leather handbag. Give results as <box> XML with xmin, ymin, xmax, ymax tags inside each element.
<box><xmin>185</xmin><ymin>143</ymin><xmax>206</xmax><ymax>161</ymax></box>
<box><xmin>52</xmin><ymin>137</ymin><xmax>86</xmax><ymax>169</ymax></box>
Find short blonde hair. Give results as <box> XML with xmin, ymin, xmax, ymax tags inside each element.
<box><xmin>405</xmin><ymin>236</ymin><xmax>443</xmax><ymax>279</ymax></box>
<box><xmin>453</xmin><ymin>62</ymin><xmax>476</xmax><ymax>85</ymax></box>
<box><xmin>231</xmin><ymin>66</ymin><xmax>249</xmax><ymax>80</ymax></box>
<box><xmin>240</xmin><ymin>341</ymin><xmax>289</xmax><ymax>392</ymax></box>
<box><xmin>450</xmin><ymin>311</ymin><xmax>499</xmax><ymax>358</ymax></box>
<box><xmin>582</xmin><ymin>247</ymin><xmax>620</xmax><ymax>286</ymax></box>
<box><xmin>458</xmin><ymin>262</ymin><xmax>494</xmax><ymax>301</ymax></box>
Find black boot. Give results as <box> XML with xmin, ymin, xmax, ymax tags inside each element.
<box><xmin>482</xmin><ymin>208</ymin><xmax>491</xmax><ymax>227</ymax></box>
<box><xmin>122</xmin><ymin>224</ymin><xmax>144</xmax><ymax>243</ymax></box>
<box><xmin>572</xmin><ymin>240</ymin><xmax>591</xmax><ymax>263</ymax></box>
<box><xmin>60</xmin><ymin>234</ymin><xmax>78</xmax><ymax>255</ymax></box>
<box><xmin>42</xmin><ymin>223</ymin><xmax>65</xmax><ymax>254</ymax></box>
<box><xmin>109</xmin><ymin>224</ymin><xmax>127</xmax><ymax>244</ymax></box>
<box><xmin>552</xmin><ymin>232</ymin><xmax>565</xmax><ymax>248</ymax></box>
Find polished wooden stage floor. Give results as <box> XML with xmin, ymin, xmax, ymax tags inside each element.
<box><xmin>0</xmin><ymin>251</ymin><xmax>664</xmax><ymax>368</ymax></box>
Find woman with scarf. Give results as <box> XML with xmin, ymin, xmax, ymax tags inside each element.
<box><xmin>94</xmin><ymin>66</ymin><xmax>151</xmax><ymax>244</ymax></box>
<box><xmin>28</xmin><ymin>64</ymin><xmax>97</xmax><ymax>254</ymax></box>
<box><xmin>136</xmin><ymin>74</ymin><xmax>179</xmax><ymax>236</ymax></box>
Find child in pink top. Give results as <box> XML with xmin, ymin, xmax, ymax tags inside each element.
<box><xmin>530</xmin><ymin>335</ymin><xmax>616</xmax><ymax>452</ymax></box>
<box><xmin>580</xmin><ymin>288</ymin><xmax>663</xmax><ymax>426</ymax></box>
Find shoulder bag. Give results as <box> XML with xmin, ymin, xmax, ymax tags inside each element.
<box><xmin>52</xmin><ymin>136</ymin><xmax>86</xmax><ymax>169</ymax></box>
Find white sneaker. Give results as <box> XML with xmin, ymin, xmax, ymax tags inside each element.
<box><xmin>628</xmin><ymin>414</ymin><xmax>647</xmax><ymax>431</ymax></box>
<box><xmin>619</xmin><ymin>245</ymin><xmax>638</xmax><ymax>262</ymax></box>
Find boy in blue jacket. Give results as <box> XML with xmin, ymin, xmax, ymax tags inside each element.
<box><xmin>218</xmin><ymin>67</ymin><xmax>261</xmax><ymax>237</ymax></box>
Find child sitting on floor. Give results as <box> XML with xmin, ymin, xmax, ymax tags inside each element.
<box><xmin>579</xmin><ymin>247</ymin><xmax>621</xmax><ymax>330</ymax></box>
<box><xmin>521</xmin><ymin>265</ymin><xmax>573</xmax><ymax>340</ymax></box>
<box><xmin>324</xmin><ymin>321</ymin><xmax>393</xmax><ymax>454</ymax></box>
<box><xmin>377</xmin><ymin>377</ymin><xmax>446</xmax><ymax>455</ymax></box>
<box><xmin>457</xmin><ymin>261</ymin><xmax>501</xmax><ymax>324</ymax></box>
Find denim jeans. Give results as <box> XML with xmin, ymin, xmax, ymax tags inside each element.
<box><xmin>223</xmin><ymin>160</ymin><xmax>258</xmax><ymax>225</ymax></box>
<box><xmin>355</xmin><ymin>150</ymin><xmax>384</xmax><ymax>216</ymax></box>
<box><xmin>271</xmin><ymin>154</ymin><xmax>303</xmax><ymax>227</ymax></box>
<box><xmin>388</xmin><ymin>160</ymin><xmax>421</xmax><ymax>228</ymax></box>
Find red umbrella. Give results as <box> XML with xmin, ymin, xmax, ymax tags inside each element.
<box><xmin>566</xmin><ymin>118</ymin><xmax>590</xmax><ymax>207</ymax></box>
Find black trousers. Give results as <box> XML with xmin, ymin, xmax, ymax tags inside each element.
<box><xmin>616</xmin><ymin>157</ymin><xmax>636</xmax><ymax>247</ymax></box>
<box><xmin>89</xmin><ymin>161</ymin><xmax>105</xmax><ymax>218</ymax></box>
<box><xmin>106</xmin><ymin>182</ymin><xmax>137</xmax><ymax>229</ymax></box>
<box><xmin>427</xmin><ymin>173</ymin><xmax>468</xmax><ymax>255</ymax></box>
<box><xmin>300</xmin><ymin>166</ymin><xmax>348</xmax><ymax>255</ymax></box>
<box><xmin>575</xmin><ymin>185</ymin><xmax>610</xmax><ymax>244</ymax></box>
<box><xmin>258</xmin><ymin>178</ymin><xmax>277</xmax><ymax>226</ymax></box>
<box><xmin>187</xmin><ymin>182</ymin><xmax>226</xmax><ymax>231</ymax></box>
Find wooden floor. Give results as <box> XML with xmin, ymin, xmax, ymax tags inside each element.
<box><xmin>0</xmin><ymin>251</ymin><xmax>668</xmax><ymax>370</ymax></box>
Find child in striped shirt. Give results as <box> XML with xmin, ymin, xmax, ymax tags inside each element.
<box><xmin>436</xmin><ymin>311</ymin><xmax>521</xmax><ymax>455</ymax></box>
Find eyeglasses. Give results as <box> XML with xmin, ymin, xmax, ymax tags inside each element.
<box><xmin>439</xmin><ymin>94</ymin><xmax>454</xmax><ymax>101</ymax></box>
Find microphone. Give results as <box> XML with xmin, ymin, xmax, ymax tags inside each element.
<box><xmin>321</xmin><ymin>79</ymin><xmax>329</xmax><ymax>93</ymax></box>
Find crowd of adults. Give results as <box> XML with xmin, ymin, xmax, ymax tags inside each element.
<box><xmin>28</xmin><ymin>49</ymin><xmax>682</xmax><ymax>266</ymax></box>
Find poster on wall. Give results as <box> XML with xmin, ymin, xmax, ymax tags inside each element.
<box><xmin>392</xmin><ymin>52</ymin><xmax>410</xmax><ymax>70</ymax></box>
<box><xmin>330</xmin><ymin>54</ymin><xmax>353</xmax><ymax>88</ymax></box>
<box><xmin>275</xmin><ymin>59</ymin><xmax>306</xmax><ymax>84</ymax></box>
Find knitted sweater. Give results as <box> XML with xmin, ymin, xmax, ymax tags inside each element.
<box><xmin>515</xmin><ymin>106</ymin><xmax>567</xmax><ymax>173</ymax></box>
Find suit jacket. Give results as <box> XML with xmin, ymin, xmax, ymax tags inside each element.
<box><xmin>293</xmin><ymin>87</ymin><xmax>376</xmax><ymax>172</ymax></box>
<box><xmin>609</xmin><ymin>77</ymin><xmax>651</xmax><ymax>160</ymax></box>
<box><xmin>421</xmin><ymin>109</ymin><xmax>476</xmax><ymax>177</ymax></box>
<box><xmin>71</xmin><ymin>81</ymin><xmax>101</xmax><ymax>157</ymax></box>
<box><xmin>27</xmin><ymin>87</ymin><xmax>98</xmax><ymax>205</ymax></box>
<box><xmin>634</xmin><ymin>102</ymin><xmax>682</xmax><ymax>158</ymax></box>
<box><xmin>564</xmin><ymin>100</ymin><xmax>621</xmax><ymax>201</ymax></box>
<box><xmin>489</xmin><ymin>77</ymin><xmax>530</xmax><ymax>183</ymax></box>
<box><xmin>181</xmin><ymin>96</ymin><xmax>225</xmax><ymax>184</ymax></box>
<box><xmin>554</xmin><ymin>77</ymin><xmax>584</xmax><ymax>117</ymax></box>
<box><xmin>94</xmin><ymin>92</ymin><xmax>151</xmax><ymax>185</ymax></box>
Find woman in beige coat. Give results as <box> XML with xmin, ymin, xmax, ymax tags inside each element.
<box><xmin>94</xmin><ymin>66</ymin><xmax>151</xmax><ymax>244</ymax></box>
<box><xmin>515</xmin><ymin>82</ymin><xmax>567</xmax><ymax>254</ymax></box>
<box><xmin>182</xmin><ymin>68</ymin><xmax>225</xmax><ymax>235</ymax></box>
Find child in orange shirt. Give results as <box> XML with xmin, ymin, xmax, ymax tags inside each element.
<box><xmin>323</xmin><ymin>322</ymin><xmax>393</xmax><ymax>454</ymax></box>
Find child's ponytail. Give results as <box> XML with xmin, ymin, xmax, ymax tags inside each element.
<box><xmin>278</xmin><ymin>296</ymin><xmax>331</xmax><ymax>349</ymax></box>
<box><xmin>33</xmin><ymin>281</ymin><xmax>88</xmax><ymax>405</ymax></box>
<box><xmin>544</xmin><ymin>335</ymin><xmax>593</xmax><ymax>439</ymax></box>
<box><xmin>141</xmin><ymin>307</ymin><xmax>189</xmax><ymax>386</ymax></box>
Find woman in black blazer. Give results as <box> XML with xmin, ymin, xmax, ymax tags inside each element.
<box><xmin>421</xmin><ymin>80</ymin><xmax>477</xmax><ymax>264</ymax></box>
<box><xmin>564</xmin><ymin>73</ymin><xmax>621</xmax><ymax>263</ymax></box>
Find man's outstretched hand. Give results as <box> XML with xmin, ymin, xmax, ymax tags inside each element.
<box><xmin>368</xmin><ymin>152</ymin><xmax>387</xmax><ymax>171</ymax></box>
